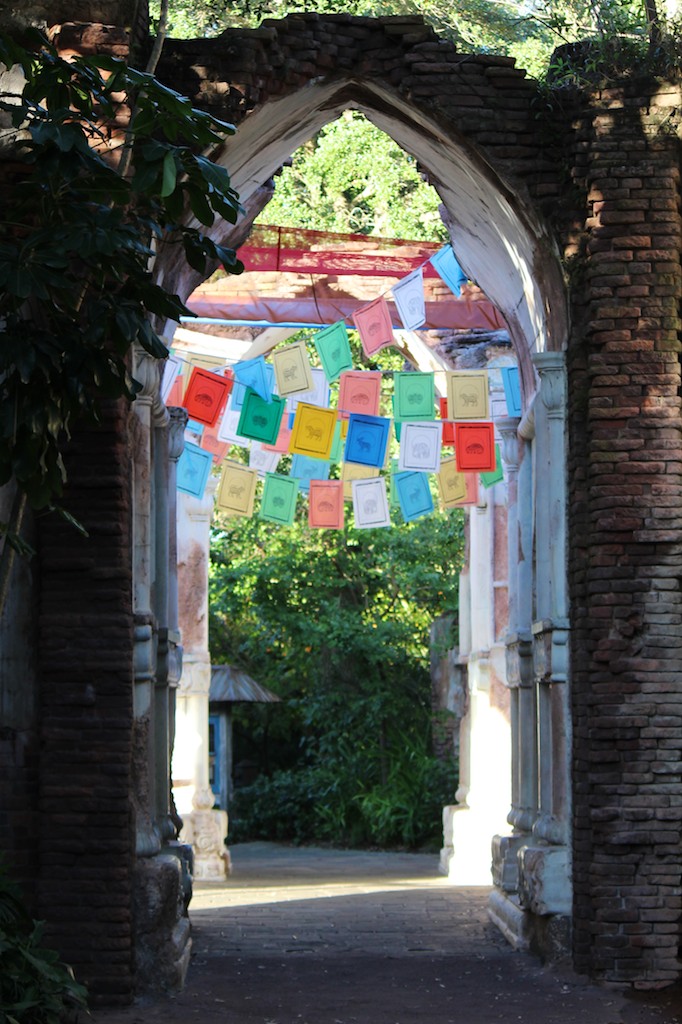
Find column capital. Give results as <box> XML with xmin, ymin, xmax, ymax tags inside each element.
<box><xmin>133</xmin><ymin>345</ymin><xmax>169</xmax><ymax>425</ymax></box>
<box><xmin>532</xmin><ymin>351</ymin><xmax>566</xmax><ymax>419</ymax></box>
<box><xmin>169</xmin><ymin>408</ymin><xmax>188</xmax><ymax>463</ymax></box>
<box><xmin>496</xmin><ymin>416</ymin><xmax>522</xmax><ymax>473</ymax></box>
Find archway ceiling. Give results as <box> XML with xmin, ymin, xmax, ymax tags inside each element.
<box><xmin>211</xmin><ymin>76</ymin><xmax>567</xmax><ymax>395</ymax></box>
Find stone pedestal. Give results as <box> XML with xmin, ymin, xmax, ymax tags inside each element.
<box><xmin>518</xmin><ymin>843</ymin><xmax>571</xmax><ymax>916</ymax></box>
<box><xmin>179</xmin><ymin>787</ymin><xmax>231</xmax><ymax>880</ymax></box>
<box><xmin>133</xmin><ymin>853</ymin><xmax>192</xmax><ymax>995</ymax></box>
<box><xmin>491</xmin><ymin>833</ymin><xmax>526</xmax><ymax>892</ymax></box>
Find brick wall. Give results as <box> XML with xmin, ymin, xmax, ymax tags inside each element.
<box><xmin>156</xmin><ymin>15</ymin><xmax>555</xmax><ymax>206</ymax></box>
<box><xmin>565</xmin><ymin>83</ymin><xmax>682</xmax><ymax>984</ymax></box>
<box><xmin>37</xmin><ymin>398</ymin><xmax>136</xmax><ymax>1004</ymax></box>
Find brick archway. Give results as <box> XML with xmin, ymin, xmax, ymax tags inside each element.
<box><xmin>9</xmin><ymin>9</ymin><xmax>681</xmax><ymax>1000</ymax></box>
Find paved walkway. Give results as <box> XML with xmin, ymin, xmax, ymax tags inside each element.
<box><xmin>92</xmin><ymin>842</ymin><xmax>681</xmax><ymax>1024</ymax></box>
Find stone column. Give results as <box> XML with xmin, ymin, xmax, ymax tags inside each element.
<box><xmin>131</xmin><ymin>348</ymin><xmax>161</xmax><ymax>859</ymax></box>
<box><xmin>131</xmin><ymin>351</ymin><xmax>192</xmax><ymax>995</ymax></box>
<box><xmin>152</xmin><ymin>404</ymin><xmax>174</xmax><ymax>845</ymax></box>
<box><xmin>173</xmin><ymin>477</ymin><xmax>229</xmax><ymax>879</ymax></box>
<box><xmin>517</xmin><ymin>351</ymin><xmax>572</xmax><ymax>943</ymax></box>
<box><xmin>167</xmin><ymin>409</ymin><xmax>187</xmax><ymax>839</ymax></box>
<box><xmin>514</xmin><ymin>420</ymin><xmax>538</xmax><ymax>837</ymax></box>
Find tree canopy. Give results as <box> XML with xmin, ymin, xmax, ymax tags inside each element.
<box><xmin>209</xmin><ymin>492</ymin><xmax>464</xmax><ymax>848</ymax></box>
<box><xmin>262</xmin><ymin>111</ymin><xmax>447</xmax><ymax>240</ymax></box>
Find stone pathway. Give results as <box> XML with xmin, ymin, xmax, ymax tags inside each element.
<box><xmin>91</xmin><ymin>842</ymin><xmax>681</xmax><ymax>1024</ymax></box>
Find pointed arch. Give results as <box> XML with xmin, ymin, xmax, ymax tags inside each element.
<box><xmin>210</xmin><ymin>76</ymin><xmax>568</xmax><ymax>404</ymax></box>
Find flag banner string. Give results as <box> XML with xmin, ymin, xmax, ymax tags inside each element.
<box><xmin>168</xmin><ymin>244</ymin><xmax>518</xmax><ymax>527</ymax></box>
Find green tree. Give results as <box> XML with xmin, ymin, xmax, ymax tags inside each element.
<box><xmin>262</xmin><ymin>111</ymin><xmax>447</xmax><ymax>240</ymax></box>
<box><xmin>209</xmin><ymin>502</ymin><xmax>464</xmax><ymax>848</ymax></box>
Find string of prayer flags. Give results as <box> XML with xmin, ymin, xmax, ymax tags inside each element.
<box><xmin>237</xmin><ymin>388</ymin><xmax>286</xmax><ymax>446</ymax></box>
<box><xmin>314</xmin><ymin>321</ymin><xmax>353</xmax><ymax>382</ymax></box>
<box><xmin>352</xmin><ymin>296</ymin><xmax>394</xmax><ymax>358</ymax></box>
<box><xmin>289</xmin><ymin>402</ymin><xmax>337</xmax><ymax>459</ymax></box>
<box><xmin>260</xmin><ymin>472</ymin><xmax>299</xmax><ymax>526</ymax></box>
<box><xmin>352</xmin><ymin>477</ymin><xmax>391</xmax><ymax>529</ymax></box>
<box><xmin>216</xmin><ymin>461</ymin><xmax>258</xmax><ymax>517</ymax></box>
<box><xmin>291</xmin><ymin>454</ymin><xmax>331</xmax><ymax>491</ymax></box>
<box><xmin>172</xmin><ymin>246</ymin><xmax>519</xmax><ymax>530</ymax></box>
<box><xmin>398</xmin><ymin>420</ymin><xmax>443</xmax><ymax>474</ymax></box>
<box><xmin>183</xmin><ymin>366</ymin><xmax>232</xmax><ymax>427</ymax></box>
<box><xmin>446</xmin><ymin>370</ymin><xmax>490</xmax><ymax>421</ymax></box>
<box><xmin>430</xmin><ymin>244</ymin><xmax>467</xmax><ymax>297</ymax></box>
<box><xmin>177</xmin><ymin>441</ymin><xmax>213</xmax><ymax>499</ymax></box>
<box><xmin>480</xmin><ymin>445</ymin><xmax>503</xmax><ymax>488</ymax></box>
<box><xmin>393</xmin><ymin>371</ymin><xmax>435</xmax><ymax>422</ymax></box>
<box><xmin>309</xmin><ymin>479</ymin><xmax>344</xmax><ymax>529</ymax></box>
<box><xmin>437</xmin><ymin>457</ymin><xmax>479</xmax><ymax>507</ymax></box>
<box><xmin>249</xmin><ymin>442</ymin><xmax>281</xmax><ymax>476</ymax></box>
<box><xmin>344</xmin><ymin>414</ymin><xmax>391</xmax><ymax>469</ymax></box>
<box><xmin>338</xmin><ymin>370</ymin><xmax>382</xmax><ymax>418</ymax></box>
<box><xmin>438</xmin><ymin>397</ymin><xmax>456</xmax><ymax>446</ymax></box>
<box><xmin>501</xmin><ymin>365</ymin><xmax>522</xmax><ymax>417</ymax></box>
<box><xmin>341</xmin><ymin>462</ymin><xmax>380</xmax><ymax>501</ymax></box>
<box><xmin>454</xmin><ymin>422</ymin><xmax>497</xmax><ymax>472</ymax></box>
<box><xmin>232</xmin><ymin>355</ymin><xmax>273</xmax><ymax>402</ymax></box>
<box><xmin>392</xmin><ymin>267</ymin><xmax>426</xmax><ymax>331</ymax></box>
<box><xmin>273</xmin><ymin>340</ymin><xmax>314</xmax><ymax>397</ymax></box>
<box><xmin>394</xmin><ymin>470</ymin><xmax>434</xmax><ymax>523</ymax></box>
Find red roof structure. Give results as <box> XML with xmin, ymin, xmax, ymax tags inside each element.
<box><xmin>186</xmin><ymin>226</ymin><xmax>507</xmax><ymax>332</ymax></box>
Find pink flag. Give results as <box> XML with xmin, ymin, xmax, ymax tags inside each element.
<box><xmin>352</xmin><ymin>296</ymin><xmax>394</xmax><ymax>357</ymax></box>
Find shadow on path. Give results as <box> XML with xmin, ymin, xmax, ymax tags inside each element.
<box><xmin>91</xmin><ymin>842</ymin><xmax>681</xmax><ymax>1024</ymax></box>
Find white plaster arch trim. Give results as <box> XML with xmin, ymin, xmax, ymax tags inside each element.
<box><xmin>208</xmin><ymin>76</ymin><xmax>568</xmax><ymax>405</ymax></box>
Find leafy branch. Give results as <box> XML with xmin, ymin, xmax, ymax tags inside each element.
<box><xmin>0</xmin><ymin>30</ymin><xmax>244</xmax><ymax>519</ymax></box>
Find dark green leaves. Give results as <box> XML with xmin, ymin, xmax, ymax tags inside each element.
<box><xmin>0</xmin><ymin>32</ymin><xmax>244</xmax><ymax>515</ymax></box>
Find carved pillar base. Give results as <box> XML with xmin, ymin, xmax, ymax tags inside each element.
<box><xmin>487</xmin><ymin>889</ymin><xmax>532</xmax><ymax>952</ymax></box>
<box><xmin>133</xmin><ymin>853</ymin><xmax>192</xmax><ymax>996</ymax></box>
<box><xmin>489</xmin><ymin>845</ymin><xmax>572</xmax><ymax>961</ymax></box>
<box><xmin>491</xmin><ymin>832</ymin><xmax>527</xmax><ymax>893</ymax></box>
<box><xmin>518</xmin><ymin>843</ymin><xmax>571</xmax><ymax>916</ymax></box>
<box><xmin>180</xmin><ymin>788</ymin><xmax>231</xmax><ymax>880</ymax></box>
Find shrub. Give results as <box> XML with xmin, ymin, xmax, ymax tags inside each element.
<box><xmin>0</xmin><ymin>862</ymin><xmax>87</xmax><ymax>1024</ymax></box>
